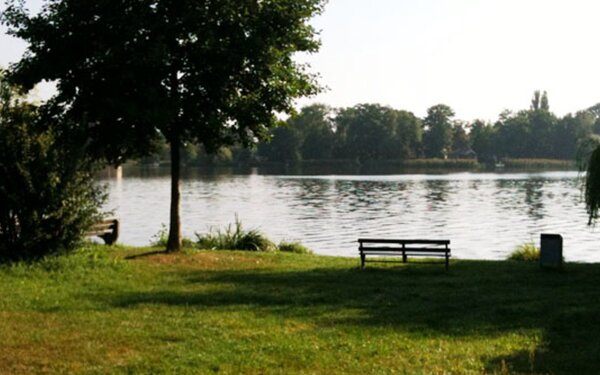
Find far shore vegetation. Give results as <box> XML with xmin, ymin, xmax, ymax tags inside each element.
<box><xmin>1</xmin><ymin>244</ymin><xmax>599</xmax><ymax>374</ymax></box>
<box><xmin>122</xmin><ymin>157</ymin><xmax>576</xmax><ymax>174</ymax></box>
<box><xmin>133</xmin><ymin>94</ymin><xmax>600</xmax><ymax>173</ymax></box>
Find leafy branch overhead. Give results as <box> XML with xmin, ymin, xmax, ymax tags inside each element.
<box><xmin>2</xmin><ymin>0</ymin><xmax>326</xmax><ymax>251</ymax></box>
<box><xmin>2</xmin><ymin>0</ymin><xmax>325</xmax><ymax>159</ymax></box>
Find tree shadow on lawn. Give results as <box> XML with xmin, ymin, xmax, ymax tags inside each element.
<box><xmin>109</xmin><ymin>260</ymin><xmax>600</xmax><ymax>373</ymax></box>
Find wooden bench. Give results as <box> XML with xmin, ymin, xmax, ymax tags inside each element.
<box><xmin>87</xmin><ymin>218</ymin><xmax>120</xmax><ymax>245</ymax></box>
<box><xmin>358</xmin><ymin>238</ymin><xmax>451</xmax><ymax>270</ymax></box>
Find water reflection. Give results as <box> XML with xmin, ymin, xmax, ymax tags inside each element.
<box><xmin>424</xmin><ymin>180</ymin><xmax>451</xmax><ymax>208</ymax></box>
<box><xmin>523</xmin><ymin>179</ymin><xmax>545</xmax><ymax>220</ymax></box>
<box><xmin>103</xmin><ymin>170</ymin><xmax>598</xmax><ymax>262</ymax></box>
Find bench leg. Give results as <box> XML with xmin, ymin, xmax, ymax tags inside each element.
<box><xmin>402</xmin><ymin>251</ymin><xmax>407</xmax><ymax>263</ymax></box>
<box><xmin>445</xmin><ymin>254</ymin><xmax>449</xmax><ymax>271</ymax></box>
<box><xmin>360</xmin><ymin>253</ymin><xmax>366</xmax><ymax>270</ymax></box>
<box><xmin>101</xmin><ymin>220</ymin><xmax>119</xmax><ymax>246</ymax></box>
<box><xmin>100</xmin><ymin>231</ymin><xmax>117</xmax><ymax>245</ymax></box>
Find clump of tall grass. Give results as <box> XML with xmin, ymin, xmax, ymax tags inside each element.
<box><xmin>507</xmin><ymin>242</ymin><xmax>540</xmax><ymax>261</ymax></box>
<box><xmin>503</xmin><ymin>158</ymin><xmax>575</xmax><ymax>169</ymax></box>
<box><xmin>195</xmin><ymin>217</ymin><xmax>277</xmax><ymax>252</ymax></box>
<box><xmin>402</xmin><ymin>158</ymin><xmax>479</xmax><ymax>169</ymax></box>
<box><xmin>151</xmin><ymin>224</ymin><xmax>195</xmax><ymax>248</ymax></box>
<box><xmin>278</xmin><ymin>241</ymin><xmax>313</xmax><ymax>255</ymax></box>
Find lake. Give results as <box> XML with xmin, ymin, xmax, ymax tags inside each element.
<box><xmin>103</xmin><ymin>168</ymin><xmax>600</xmax><ymax>262</ymax></box>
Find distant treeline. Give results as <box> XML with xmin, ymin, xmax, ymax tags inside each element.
<box><xmin>140</xmin><ymin>91</ymin><xmax>600</xmax><ymax>167</ymax></box>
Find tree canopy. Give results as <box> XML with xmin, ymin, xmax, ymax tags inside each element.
<box><xmin>423</xmin><ymin>104</ymin><xmax>454</xmax><ymax>158</ymax></box>
<box><xmin>3</xmin><ymin>0</ymin><xmax>325</xmax><ymax>250</ymax></box>
<box><xmin>250</xmin><ymin>92</ymin><xmax>599</xmax><ymax>166</ymax></box>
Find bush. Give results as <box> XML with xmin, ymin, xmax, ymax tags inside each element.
<box><xmin>0</xmin><ymin>77</ymin><xmax>105</xmax><ymax>260</ymax></box>
<box><xmin>508</xmin><ymin>242</ymin><xmax>540</xmax><ymax>261</ymax></box>
<box><xmin>278</xmin><ymin>241</ymin><xmax>313</xmax><ymax>254</ymax></box>
<box><xmin>195</xmin><ymin>217</ymin><xmax>277</xmax><ymax>252</ymax></box>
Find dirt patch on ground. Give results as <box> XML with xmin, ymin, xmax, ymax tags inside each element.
<box><xmin>133</xmin><ymin>250</ymin><xmax>279</xmax><ymax>271</ymax></box>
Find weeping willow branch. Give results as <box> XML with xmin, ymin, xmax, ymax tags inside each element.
<box><xmin>585</xmin><ymin>146</ymin><xmax>600</xmax><ymax>225</ymax></box>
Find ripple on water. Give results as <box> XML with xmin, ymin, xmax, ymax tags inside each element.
<box><xmin>104</xmin><ymin>171</ymin><xmax>599</xmax><ymax>262</ymax></box>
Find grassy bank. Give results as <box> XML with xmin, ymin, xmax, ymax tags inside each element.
<box><xmin>1</xmin><ymin>245</ymin><xmax>599</xmax><ymax>374</ymax></box>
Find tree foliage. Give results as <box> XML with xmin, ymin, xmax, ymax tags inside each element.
<box><xmin>3</xmin><ymin>0</ymin><xmax>325</xmax><ymax>251</ymax></box>
<box><xmin>0</xmin><ymin>75</ymin><xmax>104</xmax><ymax>260</ymax></box>
<box><xmin>469</xmin><ymin>120</ymin><xmax>495</xmax><ymax>162</ymax></box>
<box><xmin>255</xmin><ymin>92</ymin><xmax>597</xmax><ymax>165</ymax></box>
<box><xmin>423</xmin><ymin>104</ymin><xmax>454</xmax><ymax>158</ymax></box>
<box><xmin>585</xmin><ymin>146</ymin><xmax>600</xmax><ymax>225</ymax></box>
<box><xmin>257</xmin><ymin>103</ymin><xmax>422</xmax><ymax>163</ymax></box>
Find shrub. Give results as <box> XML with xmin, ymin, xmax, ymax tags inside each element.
<box><xmin>195</xmin><ymin>217</ymin><xmax>277</xmax><ymax>252</ymax></box>
<box><xmin>508</xmin><ymin>242</ymin><xmax>540</xmax><ymax>261</ymax></box>
<box><xmin>0</xmin><ymin>76</ymin><xmax>105</xmax><ymax>261</ymax></box>
<box><xmin>278</xmin><ymin>241</ymin><xmax>313</xmax><ymax>254</ymax></box>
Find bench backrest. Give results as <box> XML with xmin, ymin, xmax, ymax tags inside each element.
<box><xmin>358</xmin><ymin>239</ymin><xmax>450</xmax><ymax>253</ymax></box>
<box><xmin>88</xmin><ymin>218</ymin><xmax>118</xmax><ymax>234</ymax></box>
<box><xmin>358</xmin><ymin>239</ymin><xmax>449</xmax><ymax>245</ymax></box>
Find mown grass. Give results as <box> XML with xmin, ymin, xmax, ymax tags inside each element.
<box><xmin>1</xmin><ymin>245</ymin><xmax>600</xmax><ymax>374</ymax></box>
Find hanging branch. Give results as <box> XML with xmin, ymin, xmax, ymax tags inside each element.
<box><xmin>585</xmin><ymin>146</ymin><xmax>600</xmax><ymax>225</ymax></box>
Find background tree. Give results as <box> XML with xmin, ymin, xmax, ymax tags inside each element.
<box><xmin>540</xmin><ymin>91</ymin><xmax>550</xmax><ymax>111</ymax></box>
<box><xmin>4</xmin><ymin>0</ymin><xmax>325</xmax><ymax>251</ymax></box>
<box><xmin>494</xmin><ymin>111</ymin><xmax>530</xmax><ymax>158</ymax></box>
<box><xmin>469</xmin><ymin>120</ymin><xmax>495</xmax><ymax>162</ymax></box>
<box><xmin>394</xmin><ymin>110</ymin><xmax>422</xmax><ymax>159</ymax></box>
<box><xmin>552</xmin><ymin>112</ymin><xmax>592</xmax><ymax>160</ymax></box>
<box><xmin>258</xmin><ymin>123</ymin><xmax>302</xmax><ymax>163</ymax></box>
<box><xmin>527</xmin><ymin>91</ymin><xmax>557</xmax><ymax>158</ymax></box>
<box><xmin>530</xmin><ymin>90</ymin><xmax>550</xmax><ymax>111</ymax></box>
<box><xmin>333</xmin><ymin>104</ymin><xmax>407</xmax><ymax>161</ymax></box>
<box><xmin>423</xmin><ymin>104</ymin><xmax>454</xmax><ymax>158</ymax></box>
<box><xmin>450</xmin><ymin>121</ymin><xmax>469</xmax><ymax>153</ymax></box>
<box><xmin>293</xmin><ymin>104</ymin><xmax>335</xmax><ymax>160</ymax></box>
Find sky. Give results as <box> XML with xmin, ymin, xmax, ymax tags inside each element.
<box><xmin>2</xmin><ymin>0</ymin><xmax>600</xmax><ymax>121</ymax></box>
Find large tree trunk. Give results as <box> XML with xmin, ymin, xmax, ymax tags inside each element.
<box><xmin>166</xmin><ymin>134</ymin><xmax>182</xmax><ymax>252</ymax></box>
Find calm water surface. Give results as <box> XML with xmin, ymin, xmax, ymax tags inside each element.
<box><xmin>104</xmin><ymin>169</ymin><xmax>600</xmax><ymax>262</ymax></box>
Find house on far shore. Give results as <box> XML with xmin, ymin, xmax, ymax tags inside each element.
<box><xmin>449</xmin><ymin>148</ymin><xmax>477</xmax><ymax>159</ymax></box>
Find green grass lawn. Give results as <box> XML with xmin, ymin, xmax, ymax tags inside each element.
<box><xmin>1</xmin><ymin>245</ymin><xmax>600</xmax><ymax>374</ymax></box>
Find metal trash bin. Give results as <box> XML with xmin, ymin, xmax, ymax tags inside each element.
<box><xmin>540</xmin><ymin>234</ymin><xmax>562</xmax><ymax>269</ymax></box>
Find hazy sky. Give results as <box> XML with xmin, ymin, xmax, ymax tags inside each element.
<box><xmin>2</xmin><ymin>0</ymin><xmax>600</xmax><ymax>121</ymax></box>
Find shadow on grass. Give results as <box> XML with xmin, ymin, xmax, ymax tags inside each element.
<box><xmin>124</xmin><ymin>250</ymin><xmax>167</xmax><ymax>260</ymax></box>
<box><xmin>109</xmin><ymin>260</ymin><xmax>600</xmax><ymax>373</ymax></box>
